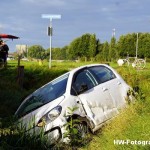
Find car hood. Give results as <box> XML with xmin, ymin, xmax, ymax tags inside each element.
<box><xmin>17</xmin><ymin>95</ymin><xmax>65</xmax><ymax>130</ymax></box>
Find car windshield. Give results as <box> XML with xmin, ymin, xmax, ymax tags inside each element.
<box><xmin>16</xmin><ymin>73</ymin><xmax>69</xmax><ymax>117</ymax></box>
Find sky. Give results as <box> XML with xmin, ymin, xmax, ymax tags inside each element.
<box><xmin>0</xmin><ymin>0</ymin><xmax>150</xmax><ymax>52</ymax></box>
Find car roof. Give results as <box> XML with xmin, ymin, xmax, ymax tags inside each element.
<box><xmin>47</xmin><ymin>64</ymin><xmax>111</xmax><ymax>88</ymax></box>
<box><xmin>69</xmin><ymin>63</ymin><xmax>109</xmax><ymax>74</ymax></box>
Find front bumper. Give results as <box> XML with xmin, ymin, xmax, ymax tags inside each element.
<box><xmin>44</xmin><ymin>126</ymin><xmax>62</xmax><ymax>144</ymax></box>
<box><xmin>25</xmin><ymin>117</ymin><xmax>68</xmax><ymax>145</ymax></box>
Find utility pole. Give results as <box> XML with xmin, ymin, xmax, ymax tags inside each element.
<box><xmin>41</xmin><ymin>14</ymin><xmax>61</xmax><ymax>68</ymax></box>
<box><xmin>112</xmin><ymin>28</ymin><xmax>116</xmax><ymax>37</ymax></box>
<box><xmin>136</xmin><ymin>33</ymin><xmax>138</xmax><ymax>58</ymax></box>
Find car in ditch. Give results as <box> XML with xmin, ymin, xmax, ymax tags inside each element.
<box><xmin>15</xmin><ymin>64</ymin><xmax>134</xmax><ymax>144</ymax></box>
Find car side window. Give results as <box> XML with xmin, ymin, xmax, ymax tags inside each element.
<box><xmin>71</xmin><ymin>69</ymin><xmax>96</xmax><ymax>95</ymax></box>
<box><xmin>88</xmin><ymin>66</ymin><xmax>116</xmax><ymax>84</ymax></box>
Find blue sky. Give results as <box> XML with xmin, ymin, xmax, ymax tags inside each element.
<box><xmin>0</xmin><ymin>0</ymin><xmax>150</xmax><ymax>52</ymax></box>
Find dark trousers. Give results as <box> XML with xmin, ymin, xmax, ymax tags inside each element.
<box><xmin>3</xmin><ymin>54</ymin><xmax>7</xmax><ymax>63</ymax></box>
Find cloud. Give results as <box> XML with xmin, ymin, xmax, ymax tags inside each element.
<box><xmin>1</xmin><ymin>0</ymin><xmax>150</xmax><ymax>52</ymax></box>
<box><xmin>0</xmin><ymin>24</ymin><xmax>4</xmax><ymax>30</ymax></box>
<box><xmin>21</xmin><ymin>0</ymin><xmax>66</xmax><ymax>6</ymax></box>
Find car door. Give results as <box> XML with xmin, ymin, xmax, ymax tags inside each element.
<box><xmin>89</xmin><ymin>65</ymin><xmax>126</xmax><ymax>108</ymax></box>
<box><xmin>88</xmin><ymin>65</ymin><xmax>124</xmax><ymax>117</ymax></box>
<box><xmin>71</xmin><ymin>68</ymin><xmax>117</xmax><ymax>126</ymax></box>
<box><xmin>105</xmin><ymin>77</ymin><xmax>126</xmax><ymax>109</ymax></box>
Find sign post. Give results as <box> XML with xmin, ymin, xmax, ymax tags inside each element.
<box><xmin>41</xmin><ymin>14</ymin><xmax>61</xmax><ymax>68</ymax></box>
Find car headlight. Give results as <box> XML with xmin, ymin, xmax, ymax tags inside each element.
<box><xmin>37</xmin><ymin>106</ymin><xmax>62</xmax><ymax>127</ymax></box>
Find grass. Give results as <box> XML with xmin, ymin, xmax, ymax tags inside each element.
<box><xmin>79</xmin><ymin>102</ymin><xmax>150</xmax><ymax>150</ymax></box>
<box><xmin>0</xmin><ymin>60</ymin><xmax>150</xmax><ymax>150</ymax></box>
<box><xmin>80</xmin><ymin>63</ymin><xmax>150</xmax><ymax>150</ymax></box>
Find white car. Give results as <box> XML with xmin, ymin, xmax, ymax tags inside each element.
<box><xmin>15</xmin><ymin>64</ymin><xmax>134</xmax><ymax>143</ymax></box>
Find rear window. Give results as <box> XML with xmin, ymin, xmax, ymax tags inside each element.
<box><xmin>88</xmin><ymin>66</ymin><xmax>116</xmax><ymax>84</ymax></box>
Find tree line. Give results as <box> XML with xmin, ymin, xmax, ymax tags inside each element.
<box><xmin>27</xmin><ymin>32</ymin><xmax>150</xmax><ymax>62</ymax></box>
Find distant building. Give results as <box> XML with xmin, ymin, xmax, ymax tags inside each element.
<box><xmin>16</xmin><ymin>45</ymin><xmax>28</xmax><ymax>55</ymax></box>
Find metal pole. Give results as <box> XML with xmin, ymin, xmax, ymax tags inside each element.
<box><xmin>49</xmin><ymin>19</ymin><xmax>52</xmax><ymax>68</ymax></box>
<box><xmin>136</xmin><ymin>33</ymin><xmax>138</xmax><ymax>58</ymax></box>
<box><xmin>26</xmin><ymin>45</ymin><xmax>28</xmax><ymax>59</ymax></box>
<box><xmin>41</xmin><ymin>14</ymin><xmax>61</xmax><ymax>69</ymax></box>
<box><xmin>49</xmin><ymin>33</ymin><xmax>52</xmax><ymax>68</ymax></box>
<box><xmin>112</xmin><ymin>28</ymin><xmax>115</xmax><ymax>37</ymax></box>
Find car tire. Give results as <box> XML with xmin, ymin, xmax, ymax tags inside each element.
<box><xmin>76</xmin><ymin>122</ymin><xmax>89</xmax><ymax>139</ymax></box>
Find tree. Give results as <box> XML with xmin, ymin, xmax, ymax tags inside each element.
<box><xmin>68</xmin><ymin>38</ymin><xmax>81</xmax><ymax>60</ymax></box>
<box><xmin>117</xmin><ymin>33</ymin><xmax>138</xmax><ymax>58</ymax></box>
<box><xmin>61</xmin><ymin>45</ymin><xmax>68</xmax><ymax>60</ymax></box>
<box><xmin>102</xmin><ymin>41</ymin><xmax>109</xmax><ymax>61</ymax></box>
<box><xmin>109</xmin><ymin>37</ymin><xmax>117</xmax><ymax>61</ymax></box>
<box><xmin>52</xmin><ymin>47</ymin><xmax>61</xmax><ymax>60</ymax></box>
<box><xmin>51</xmin><ymin>46</ymin><xmax>68</xmax><ymax>60</ymax></box>
<box><xmin>89</xmin><ymin>34</ymin><xmax>97</xmax><ymax>60</ymax></box>
<box><xmin>27</xmin><ymin>32</ymin><xmax>150</xmax><ymax>62</ymax></box>
<box><xmin>78</xmin><ymin>34</ymin><xmax>91</xmax><ymax>60</ymax></box>
<box><xmin>138</xmin><ymin>33</ymin><xmax>150</xmax><ymax>58</ymax></box>
<box><xmin>28</xmin><ymin>45</ymin><xmax>46</xmax><ymax>60</ymax></box>
<box><xmin>68</xmin><ymin>33</ymin><xmax>97</xmax><ymax>61</ymax></box>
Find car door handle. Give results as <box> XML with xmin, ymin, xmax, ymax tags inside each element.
<box><xmin>102</xmin><ymin>87</ymin><xmax>108</xmax><ymax>92</ymax></box>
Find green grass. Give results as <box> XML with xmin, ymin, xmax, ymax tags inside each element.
<box><xmin>0</xmin><ymin>60</ymin><xmax>150</xmax><ymax>150</ymax></box>
<box><xmin>80</xmin><ymin>64</ymin><xmax>150</xmax><ymax>150</ymax></box>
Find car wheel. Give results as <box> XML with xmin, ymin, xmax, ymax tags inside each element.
<box><xmin>76</xmin><ymin>122</ymin><xmax>89</xmax><ymax>139</ymax></box>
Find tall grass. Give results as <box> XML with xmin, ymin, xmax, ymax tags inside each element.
<box><xmin>0</xmin><ymin>60</ymin><xmax>150</xmax><ymax>149</ymax></box>
<box><xmin>80</xmin><ymin>64</ymin><xmax>150</xmax><ymax>150</ymax></box>
<box><xmin>0</xmin><ymin>60</ymin><xmax>69</xmax><ymax>117</ymax></box>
